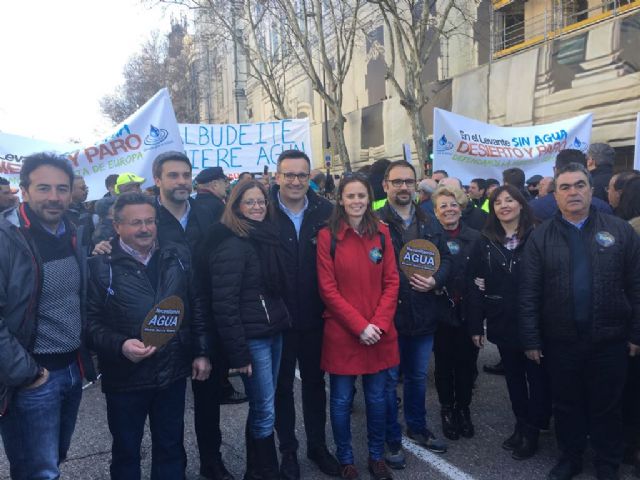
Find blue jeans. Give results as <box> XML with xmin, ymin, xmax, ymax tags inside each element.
<box><xmin>241</xmin><ymin>333</ymin><xmax>283</xmax><ymax>439</ymax></box>
<box><xmin>386</xmin><ymin>334</ymin><xmax>434</xmax><ymax>445</ymax></box>
<box><xmin>0</xmin><ymin>361</ymin><xmax>83</xmax><ymax>480</ymax></box>
<box><xmin>106</xmin><ymin>378</ymin><xmax>187</xmax><ymax>480</ymax></box>
<box><xmin>330</xmin><ymin>371</ymin><xmax>387</xmax><ymax>464</ymax></box>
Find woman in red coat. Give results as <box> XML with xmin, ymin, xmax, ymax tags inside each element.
<box><xmin>317</xmin><ymin>173</ymin><xmax>400</xmax><ymax>480</ymax></box>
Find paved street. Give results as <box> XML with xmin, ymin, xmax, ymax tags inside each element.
<box><xmin>1</xmin><ymin>344</ymin><xmax>637</xmax><ymax>479</ymax></box>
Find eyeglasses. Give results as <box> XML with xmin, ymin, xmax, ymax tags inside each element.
<box><xmin>280</xmin><ymin>172</ymin><xmax>310</xmax><ymax>182</ymax></box>
<box><xmin>242</xmin><ymin>199</ymin><xmax>267</xmax><ymax>207</ymax></box>
<box><xmin>119</xmin><ymin>218</ymin><xmax>157</xmax><ymax>228</ymax></box>
<box><xmin>387</xmin><ymin>178</ymin><xmax>416</xmax><ymax>187</ymax></box>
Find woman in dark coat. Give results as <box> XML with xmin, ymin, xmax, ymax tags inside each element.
<box><xmin>432</xmin><ymin>185</ymin><xmax>481</xmax><ymax>441</ymax></box>
<box><xmin>467</xmin><ymin>185</ymin><xmax>551</xmax><ymax>461</ymax></box>
<box><xmin>204</xmin><ymin>179</ymin><xmax>290</xmax><ymax>480</ymax></box>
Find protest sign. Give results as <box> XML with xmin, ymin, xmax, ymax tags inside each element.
<box><xmin>179</xmin><ymin>118</ymin><xmax>312</xmax><ymax>174</ymax></box>
<box><xmin>0</xmin><ymin>134</ymin><xmax>75</xmax><ymax>190</ymax></box>
<box><xmin>635</xmin><ymin>113</ymin><xmax>639</xmax><ymax>170</ymax></box>
<box><xmin>0</xmin><ymin>88</ymin><xmax>182</xmax><ymax>201</ymax></box>
<box><xmin>433</xmin><ymin>109</ymin><xmax>592</xmax><ymax>182</ymax></box>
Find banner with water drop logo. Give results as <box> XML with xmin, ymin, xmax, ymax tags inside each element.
<box><xmin>0</xmin><ymin>88</ymin><xmax>182</xmax><ymax>201</ymax></box>
<box><xmin>433</xmin><ymin>108</ymin><xmax>592</xmax><ymax>183</ymax></box>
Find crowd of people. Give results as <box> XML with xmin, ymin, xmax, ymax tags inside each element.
<box><xmin>0</xmin><ymin>143</ymin><xmax>639</xmax><ymax>480</ymax></box>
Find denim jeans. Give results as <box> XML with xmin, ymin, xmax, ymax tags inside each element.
<box><xmin>241</xmin><ymin>333</ymin><xmax>283</xmax><ymax>439</ymax></box>
<box><xmin>386</xmin><ymin>334</ymin><xmax>434</xmax><ymax>445</ymax></box>
<box><xmin>106</xmin><ymin>378</ymin><xmax>187</xmax><ymax>480</ymax></box>
<box><xmin>0</xmin><ymin>361</ymin><xmax>83</xmax><ymax>480</ymax></box>
<box><xmin>330</xmin><ymin>371</ymin><xmax>387</xmax><ymax>464</ymax></box>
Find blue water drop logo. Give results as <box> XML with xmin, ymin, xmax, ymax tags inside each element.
<box><xmin>144</xmin><ymin>125</ymin><xmax>169</xmax><ymax>146</ymax></box>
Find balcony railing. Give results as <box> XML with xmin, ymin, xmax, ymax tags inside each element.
<box><xmin>492</xmin><ymin>0</ymin><xmax>640</xmax><ymax>58</ymax></box>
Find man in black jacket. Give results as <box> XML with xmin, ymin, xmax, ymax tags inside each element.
<box><xmin>194</xmin><ymin>167</ymin><xmax>228</xmax><ymax>222</ymax></box>
<box><xmin>153</xmin><ymin>151</ymin><xmax>237</xmax><ymax>480</ymax></box>
<box><xmin>87</xmin><ymin>193</ymin><xmax>211</xmax><ymax>479</ymax></box>
<box><xmin>520</xmin><ymin>163</ymin><xmax>640</xmax><ymax>480</ymax></box>
<box><xmin>587</xmin><ymin>143</ymin><xmax>615</xmax><ymax>202</ymax></box>
<box><xmin>378</xmin><ymin>161</ymin><xmax>452</xmax><ymax>467</ymax></box>
<box><xmin>271</xmin><ymin>150</ymin><xmax>339</xmax><ymax>479</ymax></box>
<box><xmin>0</xmin><ymin>153</ymin><xmax>97</xmax><ymax>480</ymax></box>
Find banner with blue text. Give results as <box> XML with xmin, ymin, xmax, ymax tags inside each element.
<box><xmin>179</xmin><ymin>119</ymin><xmax>312</xmax><ymax>174</ymax></box>
<box><xmin>433</xmin><ymin>108</ymin><xmax>593</xmax><ymax>183</ymax></box>
<box><xmin>0</xmin><ymin>88</ymin><xmax>183</xmax><ymax>201</ymax></box>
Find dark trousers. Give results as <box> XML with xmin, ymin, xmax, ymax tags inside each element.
<box><xmin>275</xmin><ymin>328</ymin><xmax>327</xmax><ymax>453</ymax></box>
<box><xmin>498</xmin><ymin>345</ymin><xmax>552</xmax><ymax>430</ymax></box>
<box><xmin>623</xmin><ymin>356</ymin><xmax>640</xmax><ymax>448</ymax></box>
<box><xmin>546</xmin><ymin>338</ymin><xmax>628</xmax><ymax>469</ymax></box>
<box><xmin>106</xmin><ymin>378</ymin><xmax>187</xmax><ymax>480</ymax></box>
<box><xmin>192</xmin><ymin>361</ymin><xmax>223</xmax><ymax>469</ymax></box>
<box><xmin>433</xmin><ymin>324</ymin><xmax>479</xmax><ymax>408</ymax></box>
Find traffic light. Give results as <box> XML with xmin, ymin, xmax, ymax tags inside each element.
<box><xmin>425</xmin><ymin>137</ymin><xmax>434</xmax><ymax>177</ymax></box>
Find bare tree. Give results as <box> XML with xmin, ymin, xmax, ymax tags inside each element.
<box><xmin>367</xmin><ymin>0</ymin><xmax>459</xmax><ymax>173</ymax></box>
<box><xmin>272</xmin><ymin>0</ymin><xmax>366</xmax><ymax>172</ymax></box>
<box><xmin>101</xmin><ymin>21</ymin><xmax>199</xmax><ymax>124</ymax></box>
<box><xmin>153</xmin><ymin>0</ymin><xmax>293</xmax><ymax>120</ymax></box>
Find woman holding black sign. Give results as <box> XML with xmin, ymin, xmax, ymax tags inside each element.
<box><xmin>467</xmin><ymin>185</ymin><xmax>551</xmax><ymax>461</ymax></box>
<box><xmin>316</xmin><ymin>174</ymin><xmax>399</xmax><ymax>480</ymax></box>
<box><xmin>204</xmin><ymin>179</ymin><xmax>290</xmax><ymax>480</ymax></box>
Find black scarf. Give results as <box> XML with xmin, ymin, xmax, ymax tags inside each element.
<box><xmin>246</xmin><ymin>218</ymin><xmax>286</xmax><ymax>296</ymax></box>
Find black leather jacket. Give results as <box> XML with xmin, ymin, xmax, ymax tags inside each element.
<box><xmin>0</xmin><ymin>206</ymin><xmax>97</xmax><ymax>414</ymax></box>
<box><xmin>87</xmin><ymin>239</ymin><xmax>209</xmax><ymax>393</ymax></box>
<box><xmin>519</xmin><ymin>208</ymin><xmax>640</xmax><ymax>350</ymax></box>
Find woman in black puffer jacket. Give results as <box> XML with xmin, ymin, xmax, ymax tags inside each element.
<box><xmin>467</xmin><ymin>185</ymin><xmax>551</xmax><ymax>461</ymax></box>
<box><xmin>203</xmin><ymin>179</ymin><xmax>289</xmax><ymax>480</ymax></box>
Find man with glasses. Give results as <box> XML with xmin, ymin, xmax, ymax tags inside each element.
<box><xmin>520</xmin><ymin>163</ymin><xmax>640</xmax><ymax>480</ymax></box>
<box><xmin>87</xmin><ymin>192</ymin><xmax>211</xmax><ymax>479</ymax></box>
<box><xmin>377</xmin><ymin>161</ymin><xmax>452</xmax><ymax>468</ymax></box>
<box><xmin>271</xmin><ymin>150</ymin><xmax>340</xmax><ymax>479</ymax></box>
<box><xmin>93</xmin><ymin>152</ymin><xmax>234</xmax><ymax>479</ymax></box>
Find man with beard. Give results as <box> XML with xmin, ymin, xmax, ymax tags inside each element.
<box><xmin>377</xmin><ymin>161</ymin><xmax>452</xmax><ymax>467</ymax></box>
<box><xmin>152</xmin><ymin>152</ymin><xmax>235</xmax><ymax>480</ymax></box>
<box><xmin>0</xmin><ymin>153</ymin><xmax>97</xmax><ymax>479</ymax></box>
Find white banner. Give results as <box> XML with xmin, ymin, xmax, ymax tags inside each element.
<box><xmin>635</xmin><ymin>113</ymin><xmax>640</xmax><ymax>170</ymax></box>
<box><xmin>433</xmin><ymin>108</ymin><xmax>593</xmax><ymax>182</ymax></box>
<box><xmin>0</xmin><ymin>88</ymin><xmax>182</xmax><ymax>201</ymax></box>
<box><xmin>179</xmin><ymin>119</ymin><xmax>312</xmax><ymax>175</ymax></box>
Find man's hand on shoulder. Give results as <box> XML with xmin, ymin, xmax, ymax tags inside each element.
<box><xmin>92</xmin><ymin>239</ymin><xmax>112</xmax><ymax>256</ymax></box>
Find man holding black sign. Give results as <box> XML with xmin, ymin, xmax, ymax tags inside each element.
<box><xmin>87</xmin><ymin>193</ymin><xmax>211</xmax><ymax>479</ymax></box>
<box><xmin>377</xmin><ymin>160</ymin><xmax>452</xmax><ymax>467</ymax></box>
